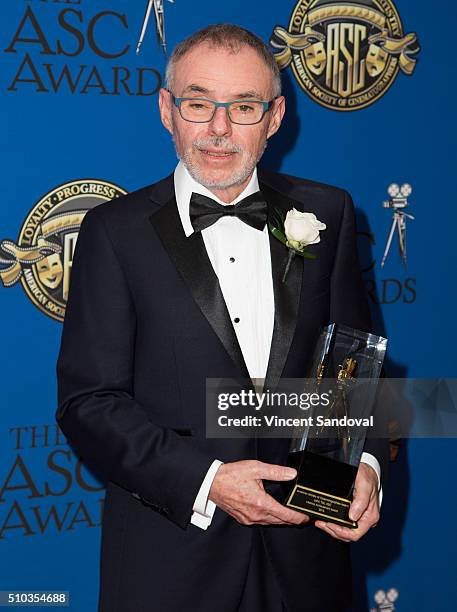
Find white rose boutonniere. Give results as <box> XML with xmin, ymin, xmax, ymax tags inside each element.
<box><xmin>284</xmin><ymin>209</ymin><xmax>326</xmax><ymax>249</ymax></box>
<box><xmin>268</xmin><ymin>207</ymin><xmax>326</xmax><ymax>282</ymax></box>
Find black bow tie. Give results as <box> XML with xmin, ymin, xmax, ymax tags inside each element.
<box><xmin>189</xmin><ymin>191</ymin><xmax>268</xmax><ymax>233</ymax></box>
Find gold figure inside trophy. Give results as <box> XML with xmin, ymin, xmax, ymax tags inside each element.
<box><xmin>316</xmin><ymin>356</ymin><xmax>358</xmax><ymax>462</ymax></box>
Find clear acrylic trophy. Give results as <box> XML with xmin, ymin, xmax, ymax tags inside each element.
<box><xmin>283</xmin><ymin>323</ymin><xmax>387</xmax><ymax>527</ymax></box>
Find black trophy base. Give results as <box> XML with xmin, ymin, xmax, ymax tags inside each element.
<box><xmin>283</xmin><ymin>450</ymin><xmax>358</xmax><ymax>528</ymax></box>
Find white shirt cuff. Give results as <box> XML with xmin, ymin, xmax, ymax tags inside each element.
<box><xmin>361</xmin><ymin>451</ymin><xmax>383</xmax><ymax>507</ymax></box>
<box><xmin>190</xmin><ymin>459</ymin><xmax>223</xmax><ymax>530</ymax></box>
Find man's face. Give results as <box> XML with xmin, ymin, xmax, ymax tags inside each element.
<box><xmin>159</xmin><ymin>43</ymin><xmax>285</xmax><ymax>196</ymax></box>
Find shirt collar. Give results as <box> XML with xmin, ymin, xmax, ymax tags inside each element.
<box><xmin>174</xmin><ymin>161</ymin><xmax>260</xmax><ymax>237</ymax></box>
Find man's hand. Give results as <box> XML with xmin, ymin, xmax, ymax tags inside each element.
<box><xmin>315</xmin><ymin>462</ymin><xmax>380</xmax><ymax>542</ymax></box>
<box><xmin>208</xmin><ymin>460</ymin><xmax>309</xmax><ymax>526</ymax></box>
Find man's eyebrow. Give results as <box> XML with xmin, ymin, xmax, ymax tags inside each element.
<box><xmin>181</xmin><ymin>84</ymin><xmax>211</xmax><ymax>96</ymax></box>
<box><xmin>233</xmin><ymin>90</ymin><xmax>265</xmax><ymax>100</ymax></box>
<box><xmin>180</xmin><ymin>85</ymin><xmax>266</xmax><ymax>99</ymax></box>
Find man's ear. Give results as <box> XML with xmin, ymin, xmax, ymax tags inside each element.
<box><xmin>266</xmin><ymin>96</ymin><xmax>286</xmax><ymax>139</ymax></box>
<box><xmin>159</xmin><ymin>88</ymin><xmax>173</xmax><ymax>135</ymax></box>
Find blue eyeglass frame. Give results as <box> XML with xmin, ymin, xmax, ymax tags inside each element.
<box><xmin>167</xmin><ymin>90</ymin><xmax>276</xmax><ymax>125</ymax></box>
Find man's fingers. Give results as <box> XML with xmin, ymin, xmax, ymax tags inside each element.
<box><xmin>262</xmin><ymin>493</ymin><xmax>309</xmax><ymax>524</ymax></box>
<box><xmin>211</xmin><ymin>460</ymin><xmax>307</xmax><ymax>525</ymax></box>
<box><xmin>316</xmin><ymin>497</ymin><xmax>380</xmax><ymax>541</ymax></box>
<box><xmin>315</xmin><ymin>517</ymin><xmax>371</xmax><ymax>542</ymax></box>
<box><xmin>315</xmin><ymin>521</ymin><xmax>352</xmax><ymax>542</ymax></box>
<box><xmin>349</xmin><ymin>496</ymin><xmax>379</xmax><ymax>526</ymax></box>
<box><xmin>349</xmin><ymin>464</ymin><xmax>377</xmax><ymax>521</ymax></box>
<box><xmin>263</xmin><ymin>513</ymin><xmax>294</xmax><ymax>525</ymax></box>
<box><xmin>252</xmin><ymin>461</ymin><xmax>297</xmax><ymax>482</ymax></box>
<box><xmin>349</xmin><ymin>494</ymin><xmax>369</xmax><ymax>522</ymax></box>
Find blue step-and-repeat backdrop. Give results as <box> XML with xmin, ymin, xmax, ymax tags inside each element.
<box><xmin>1</xmin><ymin>1</ymin><xmax>456</xmax><ymax>610</ymax></box>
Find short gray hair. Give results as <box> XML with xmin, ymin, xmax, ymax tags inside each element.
<box><xmin>164</xmin><ymin>23</ymin><xmax>282</xmax><ymax>98</ymax></box>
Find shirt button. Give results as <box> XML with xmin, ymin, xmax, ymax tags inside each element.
<box><xmin>229</xmin><ymin>257</ymin><xmax>235</xmax><ymax>263</ymax></box>
<box><xmin>234</xmin><ymin>317</ymin><xmax>240</xmax><ymax>323</ymax></box>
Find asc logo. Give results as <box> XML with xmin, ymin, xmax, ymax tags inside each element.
<box><xmin>0</xmin><ymin>179</ymin><xmax>127</xmax><ymax>322</ymax></box>
<box><xmin>270</xmin><ymin>0</ymin><xmax>420</xmax><ymax>111</ymax></box>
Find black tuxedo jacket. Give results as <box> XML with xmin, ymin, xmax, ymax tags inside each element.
<box><xmin>56</xmin><ymin>167</ymin><xmax>387</xmax><ymax>612</ymax></box>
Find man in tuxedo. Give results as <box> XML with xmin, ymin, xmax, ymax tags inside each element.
<box><xmin>56</xmin><ymin>24</ymin><xmax>386</xmax><ymax>612</ymax></box>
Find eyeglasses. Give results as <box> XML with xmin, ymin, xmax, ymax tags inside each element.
<box><xmin>168</xmin><ymin>91</ymin><xmax>276</xmax><ymax>125</ymax></box>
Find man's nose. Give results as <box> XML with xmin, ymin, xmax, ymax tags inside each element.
<box><xmin>208</xmin><ymin>106</ymin><xmax>232</xmax><ymax>137</ymax></box>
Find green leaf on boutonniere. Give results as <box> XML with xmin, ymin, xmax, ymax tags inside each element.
<box><xmin>268</xmin><ymin>222</ymin><xmax>287</xmax><ymax>246</ymax></box>
<box><xmin>293</xmin><ymin>249</ymin><xmax>316</xmax><ymax>260</ymax></box>
<box><xmin>272</xmin><ymin>207</ymin><xmax>285</xmax><ymax>227</ymax></box>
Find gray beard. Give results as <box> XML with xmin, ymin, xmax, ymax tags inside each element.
<box><xmin>174</xmin><ymin>135</ymin><xmax>266</xmax><ymax>191</ymax></box>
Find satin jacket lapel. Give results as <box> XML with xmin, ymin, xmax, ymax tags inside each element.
<box><xmin>260</xmin><ymin>180</ymin><xmax>304</xmax><ymax>391</ymax></box>
<box><xmin>148</xmin><ymin>188</ymin><xmax>250</xmax><ymax>380</ymax></box>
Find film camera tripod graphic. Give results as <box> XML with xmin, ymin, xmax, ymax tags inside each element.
<box><xmin>381</xmin><ymin>183</ymin><xmax>414</xmax><ymax>268</ymax></box>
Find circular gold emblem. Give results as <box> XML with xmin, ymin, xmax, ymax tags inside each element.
<box><xmin>0</xmin><ymin>179</ymin><xmax>127</xmax><ymax>322</ymax></box>
<box><xmin>270</xmin><ymin>0</ymin><xmax>420</xmax><ymax>111</ymax></box>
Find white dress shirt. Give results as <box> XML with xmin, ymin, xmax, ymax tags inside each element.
<box><xmin>173</xmin><ymin>161</ymin><xmax>381</xmax><ymax>530</ymax></box>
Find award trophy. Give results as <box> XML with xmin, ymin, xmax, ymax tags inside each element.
<box><xmin>283</xmin><ymin>323</ymin><xmax>387</xmax><ymax>528</ymax></box>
